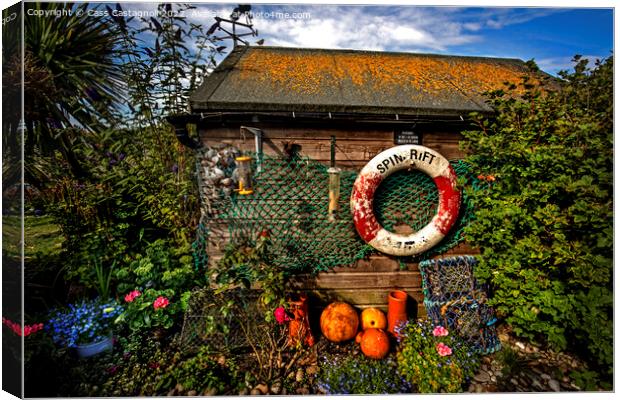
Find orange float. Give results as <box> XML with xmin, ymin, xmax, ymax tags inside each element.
<box><xmin>360</xmin><ymin>308</ymin><xmax>387</xmax><ymax>331</ymax></box>
<box><xmin>319</xmin><ymin>302</ymin><xmax>359</xmax><ymax>343</ymax></box>
<box><xmin>359</xmin><ymin>328</ymin><xmax>390</xmax><ymax>359</ymax></box>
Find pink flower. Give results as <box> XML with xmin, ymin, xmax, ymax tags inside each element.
<box><xmin>124</xmin><ymin>290</ymin><xmax>141</xmax><ymax>303</ymax></box>
<box><xmin>153</xmin><ymin>296</ymin><xmax>170</xmax><ymax>310</ymax></box>
<box><xmin>2</xmin><ymin>318</ymin><xmax>43</xmax><ymax>337</ymax></box>
<box><xmin>433</xmin><ymin>326</ymin><xmax>449</xmax><ymax>337</ymax></box>
<box><xmin>273</xmin><ymin>307</ymin><xmax>290</xmax><ymax>324</ymax></box>
<box><xmin>436</xmin><ymin>342</ymin><xmax>453</xmax><ymax>357</ymax></box>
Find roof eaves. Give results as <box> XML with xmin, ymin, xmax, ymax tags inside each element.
<box><xmin>188</xmin><ymin>46</ymin><xmax>249</xmax><ymax>111</ymax></box>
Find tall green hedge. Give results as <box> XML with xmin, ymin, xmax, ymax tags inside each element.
<box><xmin>461</xmin><ymin>56</ymin><xmax>613</xmax><ymax>381</ymax></box>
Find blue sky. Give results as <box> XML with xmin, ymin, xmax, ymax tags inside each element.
<box><xmin>117</xmin><ymin>2</ymin><xmax>613</xmax><ymax>75</ymax></box>
<box><xmin>206</xmin><ymin>4</ymin><xmax>612</xmax><ymax>75</ymax></box>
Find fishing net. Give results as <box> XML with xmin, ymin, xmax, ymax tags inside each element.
<box><xmin>193</xmin><ymin>147</ymin><xmax>480</xmax><ymax>274</ymax></box>
<box><xmin>419</xmin><ymin>256</ymin><xmax>500</xmax><ymax>354</ymax></box>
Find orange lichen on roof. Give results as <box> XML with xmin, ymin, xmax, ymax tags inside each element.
<box><xmin>235</xmin><ymin>48</ymin><xmax>534</xmax><ymax>97</ymax></box>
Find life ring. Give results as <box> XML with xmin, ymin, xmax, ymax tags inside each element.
<box><xmin>350</xmin><ymin>145</ymin><xmax>461</xmax><ymax>256</ymax></box>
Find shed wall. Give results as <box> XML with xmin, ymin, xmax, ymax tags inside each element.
<box><xmin>198</xmin><ymin>124</ymin><xmax>477</xmax><ymax>314</ymax></box>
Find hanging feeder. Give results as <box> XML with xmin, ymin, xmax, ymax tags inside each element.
<box><xmin>235</xmin><ymin>155</ymin><xmax>254</xmax><ymax>195</ymax></box>
<box><xmin>327</xmin><ymin>167</ymin><xmax>341</xmax><ymax>221</ymax></box>
<box><xmin>327</xmin><ymin>136</ymin><xmax>340</xmax><ymax>221</ymax></box>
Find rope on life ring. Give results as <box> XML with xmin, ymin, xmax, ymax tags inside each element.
<box><xmin>350</xmin><ymin>145</ymin><xmax>461</xmax><ymax>256</ymax></box>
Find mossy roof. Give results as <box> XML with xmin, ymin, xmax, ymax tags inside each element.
<box><xmin>189</xmin><ymin>45</ymin><xmax>539</xmax><ymax>116</ymax></box>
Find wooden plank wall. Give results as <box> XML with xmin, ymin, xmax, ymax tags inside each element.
<box><xmin>199</xmin><ymin>124</ymin><xmax>475</xmax><ymax>314</ymax></box>
<box><xmin>200</xmin><ymin>126</ymin><xmax>465</xmax><ymax>170</ymax></box>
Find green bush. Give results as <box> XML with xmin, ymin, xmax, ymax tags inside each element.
<box><xmin>397</xmin><ymin>319</ymin><xmax>480</xmax><ymax>393</ymax></box>
<box><xmin>461</xmin><ymin>56</ymin><xmax>613</xmax><ymax>379</ymax></box>
<box><xmin>114</xmin><ymin>239</ymin><xmax>199</xmax><ymax>302</ymax></box>
<box><xmin>47</xmin><ymin>125</ymin><xmax>201</xmax><ymax>299</ymax></box>
<box><xmin>316</xmin><ymin>351</ymin><xmax>412</xmax><ymax>394</ymax></box>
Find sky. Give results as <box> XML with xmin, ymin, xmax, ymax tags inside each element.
<box><xmin>175</xmin><ymin>2</ymin><xmax>614</xmax><ymax>75</ymax></box>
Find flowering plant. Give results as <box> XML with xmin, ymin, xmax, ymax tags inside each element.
<box><xmin>316</xmin><ymin>351</ymin><xmax>412</xmax><ymax>394</ymax></box>
<box><xmin>46</xmin><ymin>298</ymin><xmax>123</xmax><ymax>347</ymax></box>
<box><xmin>3</xmin><ymin>318</ymin><xmax>44</xmax><ymax>337</ymax></box>
<box><xmin>116</xmin><ymin>288</ymin><xmax>178</xmax><ymax>332</ymax></box>
<box><xmin>273</xmin><ymin>306</ymin><xmax>291</xmax><ymax>324</ymax></box>
<box><xmin>396</xmin><ymin>318</ymin><xmax>480</xmax><ymax>393</ymax></box>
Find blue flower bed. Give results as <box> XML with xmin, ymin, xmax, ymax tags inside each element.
<box><xmin>46</xmin><ymin>298</ymin><xmax>123</xmax><ymax>347</ymax></box>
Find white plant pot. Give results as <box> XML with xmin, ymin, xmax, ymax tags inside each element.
<box><xmin>75</xmin><ymin>336</ymin><xmax>113</xmax><ymax>358</ymax></box>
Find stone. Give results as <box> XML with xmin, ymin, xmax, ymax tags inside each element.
<box><xmin>531</xmin><ymin>379</ymin><xmax>544</xmax><ymax>391</ymax></box>
<box><xmin>270</xmin><ymin>381</ymin><xmax>282</xmax><ymax>395</ymax></box>
<box><xmin>203</xmin><ymin>388</ymin><xmax>217</xmax><ymax>396</ymax></box>
<box><xmin>297</xmin><ymin>387</ymin><xmax>310</xmax><ymax>395</ymax></box>
<box><xmin>281</xmin><ymin>387</ymin><xmax>288</xmax><ymax>396</ymax></box>
<box><xmin>238</xmin><ymin>388</ymin><xmax>250</xmax><ymax>396</ymax></box>
<box><xmin>166</xmin><ymin>389</ymin><xmax>176</xmax><ymax>396</ymax></box>
<box><xmin>255</xmin><ymin>384</ymin><xmax>269</xmax><ymax>395</ymax></box>
<box><xmin>515</xmin><ymin>342</ymin><xmax>526</xmax><ymax>350</ymax></box>
<box><xmin>474</xmin><ymin>370</ymin><xmax>491</xmax><ymax>383</ymax></box>
<box><xmin>175</xmin><ymin>384</ymin><xmax>184</xmax><ymax>393</ymax></box>
<box><xmin>217</xmin><ymin>355</ymin><xmax>226</xmax><ymax>366</ymax></box>
<box><xmin>250</xmin><ymin>389</ymin><xmax>262</xmax><ymax>396</ymax></box>
<box><xmin>510</xmin><ymin>378</ymin><xmax>519</xmax><ymax>387</ymax></box>
<box><xmin>296</xmin><ymin>369</ymin><xmax>305</xmax><ymax>382</ymax></box>
<box><xmin>540</xmin><ymin>373</ymin><xmax>551</xmax><ymax>381</ymax></box>
<box><xmin>187</xmin><ymin>390</ymin><xmax>197</xmax><ymax>396</ymax></box>
<box><xmin>548</xmin><ymin>379</ymin><xmax>561</xmax><ymax>392</ymax></box>
<box><xmin>562</xmin><ymin>376</ymin><xmax>570</xmax><ymax>383</ymax></box>
<box><xmin>475</xmin><ymin>384</ymin><xmax>484</xmax><ymax>393</ymax></box>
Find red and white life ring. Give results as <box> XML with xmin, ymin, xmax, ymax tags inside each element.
<box><xmin>350</xmin><ymin>145</ymin><xmax>461</xmax><ymax>256</ymax></box>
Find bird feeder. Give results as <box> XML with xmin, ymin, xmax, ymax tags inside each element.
<box><xmin>235</xmin><ymin>156</ymin><xmax>254</xmax><ymax>195</ymax></box>
<box><xmin>327</xmin><ymin>167</ymin><xmax>341</xmax><ymax>221</ymax></box>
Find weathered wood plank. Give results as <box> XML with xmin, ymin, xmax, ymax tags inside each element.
<box><xmin>305</xmin><ymin>288</ymin><xmax>424</xmax><ymax>304</ymax></box>
<box><xmin>304</xmin><ymin>289</ymin><xmax>426</xmax><ymax>318</ymax></box>
<box><xmin>289</xmin><ymin>271</ymin><xmax>423</xmax><ymax>290</ymax></box>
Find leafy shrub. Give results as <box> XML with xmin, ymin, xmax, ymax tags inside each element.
<box><xmin>461</xmin><ymin>56</ymin><xmax>613</xmax><ymax>379</ymax></box>
<box><xmin>47</xmin><ymin>125</ymin><xmax>200</xmax><ymax>299</ymax></box>
<box><xmin>397</xmin><ymin>319</ymin><xmax>480</xmax><ymax>393</ymax></box>
<box><xmin>213</xmin><ymin>234</ymin><xmax>287</xmax><ymax>322</ymax></box>
<box><xmin>316</xmin><ymin>352</ymin><xmax>412</xmax><ymax>394</ymax></box>
<box><xmin>114</xmin><ymin>238</ymin><xmax>200</xmax><ymax>303</ymax></box>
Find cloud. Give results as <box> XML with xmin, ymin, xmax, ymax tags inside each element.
<box><xmin>536</xmin><ymin>54</ymin><xmax>607</xmax><ymax>74</ymax></box>
<box><xmin>478</xmin><ymin>8</ymin><xmax>565</xmax><ymax>30</ymax></box>
<box><xmin>249</xmin><ymin>5</ymin><xmax>484</xmax><ymax>52</ymax></box>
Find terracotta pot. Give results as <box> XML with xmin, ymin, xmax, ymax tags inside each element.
<box><xmin>387</xmin><ymin>290</ymin><xmax>408</xmax><ymax>337</ymax></box>
<box><xmin>288</xmin><ymin>294</ymin><xmax>315</xmax><ymax>347</ymax></box>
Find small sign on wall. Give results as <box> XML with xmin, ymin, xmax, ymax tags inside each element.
<box><xmin>394</xmin><ymin>129</ymin><xmax>423</xmax><ymax>145</ymax></box>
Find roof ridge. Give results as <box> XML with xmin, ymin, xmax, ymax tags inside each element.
<box><xmin>246</xmin><ymin>45</ymin><xmax>526</xmax><ymax>64</ymax></box>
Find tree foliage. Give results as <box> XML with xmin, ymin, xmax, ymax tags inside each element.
<box><xmin>461</xmin><ymin>55</ymin><xmax>613</xmax><ymax>381</ymax></box>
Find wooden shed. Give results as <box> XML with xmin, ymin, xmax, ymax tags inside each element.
<box><xmin>172</xmin><ymin>45</ymin><xmax>535</xmax><ymax>316</ymax></box>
